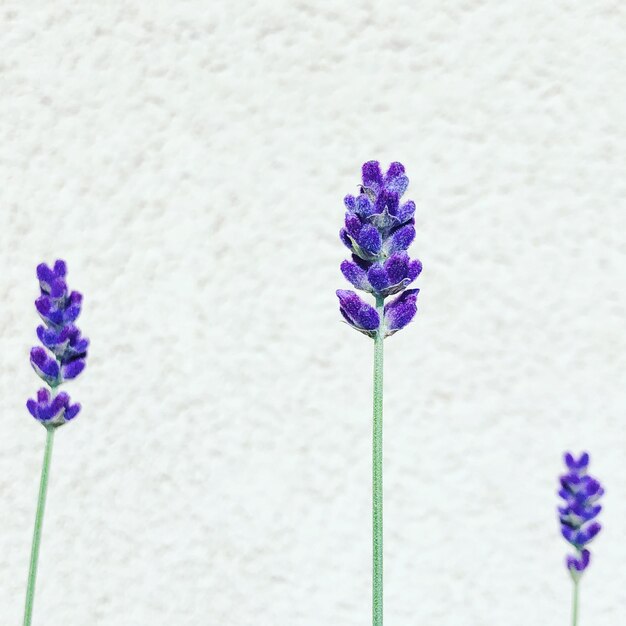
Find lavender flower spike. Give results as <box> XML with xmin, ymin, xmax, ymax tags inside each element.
<box><xmin>558</xmin><ymin>451</ymin><xmax>604</xmax><ymax>626</ymax></box>
<box><xmin>338</xmin><ymin>161</ymin><xmax>422</xmax><ymax>337</ymax></box>
<box><xmin>337</xmin><ymin>162</ymin><xmax>423</xmax><ymax>626</ymax></box>
<box><xmin>23</xmin><ymin>260</ymin><xmax>89</xmax><ymax>626</ymax></box>
<box><xmin>29</xmin><ymin>260</ymin><xmax>88</xmax><ymax>403</ymax></box>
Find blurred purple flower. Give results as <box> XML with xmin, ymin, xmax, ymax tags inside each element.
<box><xmin>558</xmin><ymin>452</ymin><xmax>604</xmax><ymax>580</ymax></box>
<box><xmin>26</xmin><ymin>388</ymin><xmax>80</xmax><ymax>427</ymax></box>
<box><xmin>27</xmin><ymin>260</ymin><xmax>88</xmax><ymax>427</ymax></box>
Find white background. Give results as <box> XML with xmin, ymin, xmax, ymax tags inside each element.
<box><xmin>1</xmin><ymin>2</ymin><xmax>625</xmax><ymax>624</ymax></box>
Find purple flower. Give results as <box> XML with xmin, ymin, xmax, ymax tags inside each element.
<box><xmin>383</xmin><ymin>289</ymin><xmax>419</xmax><ymax>336</ymax></box>
<box><xmin>27</xmin><ymin>260</ymin><xmax>88</xmax><ymax>428</ymax></box>
<box><xmin>36</xmin><ymin>324</ymin><xmax>89</xmax><ymax>364</ymax></box>
<box><xmin>336</xmin><ymin>290</ymin><xmax>380</xmax><ymax>337</ymax></box>
<box><xmin>566</xmin><ymin>549</ymin><xmax>590</xmax><ymax>574</ymax></box>
<box><xmin>338</xmin><ymin>162</ymin><xmax>421</xmax><ymax>336</ymax></box>
<box><xmin>30</xmin><ymin>347</ymin><xmax>61</xmax><ymax>387</ymax></box>
<box><xmin>558</xmin><ymin>452</ymin><xmax>604</xmax><ymax>580</ymax></box>
<box><xmin>26</xmin><ymin>388</ymin><xmax>80</xmax><ymax>426</ymax></box>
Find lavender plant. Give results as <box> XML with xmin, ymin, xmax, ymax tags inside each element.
<box><xmin>558</xmin><ymin>452</ymin><xmax>604</xmax><ymax>626</ymax></box>
<box><xmin>23</xmin><ymin>260</ymin><xmax>88</xmax><ymax>626</ymax></box>
<box><xmin>337</xmin><ymin>161</ymin><xmax>421</xmax><ymax>625</ymax></box>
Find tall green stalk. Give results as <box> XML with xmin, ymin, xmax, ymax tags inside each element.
<box><xmin>372</xmin><ymin>296</ymin><xmax>385</xmax><ymax>626</ymax></box>
<box><xmin>23</xmin><ymin>426</ymin><xmax>55</xmax><ymax>626</ymax></box>
<box><xmin>571</xmin><ymin>579</ymin><xmax>579</xmax><ymax>626</ymax></box>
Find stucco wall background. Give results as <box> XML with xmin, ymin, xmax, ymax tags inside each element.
<box><xmin>1</xmin><ymin>2</ymin><xmax>625</xmax><ymax>624</ymax></box>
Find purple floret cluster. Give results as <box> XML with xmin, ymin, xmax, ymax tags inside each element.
<box><xmin>27</xmin><ymin>260</ymin><xmax>87</xmax><ymax>427</ymax></box>
<box><xmin>558</xmin><ymin>452</ymin><xmax>604</xmax><ymax>580</ymax></box>
<box><xmin>337</xmin><ymin>161</ymin><xmax>421</xmax><ymax>337</ymax></box>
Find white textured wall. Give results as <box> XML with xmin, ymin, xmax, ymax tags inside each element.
<box><xmin>1</xmin><ymin>2</ymin><xmax>626</xmax><ymax>624</ymax></box>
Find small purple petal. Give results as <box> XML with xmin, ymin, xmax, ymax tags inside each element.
<box><xmin>62</xmin><ymin>359</ymin><xmax>86</xmax><ymax>380</ymax></box>
<box><xmin>388</xmin><ymin>224</ymin><xmax>415</xmax><ymax>254</ymax></box>
<box><xmin>345</xmin><ymin>213</ymin><xmax>362</xmax><ymax>238</ymax></box>
<box><xmin>565</xmin><ymin>451</ymin><xmax>590</xmax><ymax>471</ymax></box>
<box><xmin>35</xmin><ymin>296</ymin><xmax>66</xmax><ymax>326</ymax></box>
<box><xmin>384</xmin><ymin>252</ymin><xmax>409</xmax><ymax>285</ymax></box>
<box><xmin>356</xmin><ymin>225</ymin><xmax>382</xmax><ymax>255</ymax></box>
<box><xmin>36</xmin><ymin>263</ymin><xmax>55</xmax><ymax>283</ymax></box>
<box><xmin>26</xmin><ymin>399</ymin><xmax>38</xmax><ymax>418</ymax></box>
<box><xmin>340</xmin><ymin>260</ymin><xmax>370</xmax><ymax>291</ymax></box>
<box><xmin>340</xmin><ymin>228</ymin><xmax>354</xmax><ymax>251</ymax></box>
<box><xmin>47</xmin><ymin>278</ymin><xmax>67</xmax><ymax>299</ymax></box>
<box><xmin>356</xmin><ymin>304</ymin><xmax>380</xmax><ymax>330</ymax></box>
<box><xmin>561</xmin><ymin>526</ymin><xmax>576</xmax><ymax>544</ymax></box>
<box><xmin>336</xmin><ymin>290</ymin><xmax>380</xmax><ymax>336</ymax></box>
<box><xmin>384</xmin><ymin>162</ymin><xmax>405</xmax><ymax>179</ymax></box>
<box><xmin>396</xmin><ymin>200</ymin><xmax>416</xmax><ymax>223</ymax></box>
<box><xmin>579</xmin><ymin>522</ymin><xmax>601</xmax><ymax>545</ymax></box>
<box><xmin>30</xmin><ymin>347</ymin><xmax>60</xmax><ymax>386</ymax></box>
<box><xmin>336</xmin><ymin>289</ymin><xmax>361</xmax><ymax>317</ymax></box>
<box><xmin>64</xmin><ymin>291</ymin><xmax>82</xmax><ymax>322</ymax></box>
<box><xmin>355</xmin><ymin>194</ymin><xmax>376</xmax><ymax>218</ymax></box>
<box><xmin>566</xmin><ymin>550</ymin><xmax>591</xmax><ymax>574</ymax></box>
<box><xmin>367</xmin><ymin>265</ymin><xmax>390</xmax><ymax>291</ymax></box>
<box><xmin>65</xmin><ymin>402</ymin><xmax>81</xmax><ymax>421</ymax></box>
<box><xmin>580</xmin><ymin>549</ymin><xmax>591</xmax><ymax>569</ymax></box>
<box><xmin>384</xmin><ymin>289</ymin><xmax>419</xmax><ymax>335</ymax></box>
<box><xmin>35</xmin><ymin>296</ymin><xmax>52</xmax><ymax>318</ymax></box>
<box><xmin>344</xmin><ymin>195</ymin><xmax>356</xmax><ymax>211</ymax></box>
<box><xmin>408</xmin><ymin>259</ymin><xmax>423</xmax><ymax>281</ymax></box>
<box><xmin>53</xmin><ymin>259</ymin><xmax>67</xmax><ymax>276</ymax></box>
<box><xmin>362</xmin><ymin>161</ymin><xmax>383</xmax><ymax>191</ymax></box>
<box><xmin>384</xmin><ymin>163</ymin><xmax>409</xmax><ymax>196</ymax></box>
<box><xmin>37</xmin><ymin>325</ymin><xmax>63</xmax><ymax>348</ymax></box>
<box><xmin>374</xmin><ymin>190</ymin><xmax>399</xmax><ymax>216</ymax></box>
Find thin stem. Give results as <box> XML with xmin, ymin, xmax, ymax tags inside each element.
<box><xmin>572</xmin><ymin>579</ymin><xmax>579</xmax><ymax>626</ymax></box>
<box><xmin>372</xmin><ymin>296</ymin><xmax>385</xmax><ymax>626</ymax></box>
<box><xmin>23</xmin><ymin>426</ymin><xmax>55</xmax><ymax>626</ymax></box>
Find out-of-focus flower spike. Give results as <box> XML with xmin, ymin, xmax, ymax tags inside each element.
<box><xmin>558</xmin><ymin>452</ymin><xmax>603</xmax><ymax>583</ymax></box>
<box><xmin>27</xmin><ymin>259</ymin><xmax>87</xmax><ymax>427</ymax></box>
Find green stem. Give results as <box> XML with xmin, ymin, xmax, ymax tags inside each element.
<box><xmin>572</xmin><ymin>579</ymin><xmax>579</xmax><ymax>626</ymax></box>
<box><xmin>372</xmin><ymin>296</ymin><xmax>384</xmax><ymax>626</ymax></box>
<box><xmin>23</xmin><ymin>426</ymin><xmax>55</xmax><ymax>626</ymax></box>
